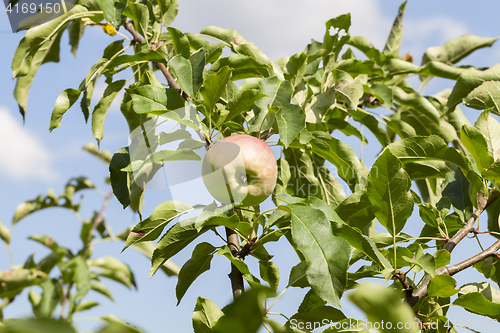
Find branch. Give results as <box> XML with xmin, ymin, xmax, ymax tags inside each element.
<box><xmin>122</xmin><ymin>20</ymin><xmax>183</xmax><ymax>96</ymax></box>
<box><xmin>407</xmin><ymin>189</ymin><xmax>500</xmax><ymax>307</ymax></box>
<box><xmin>444</xmin><ymin>192</ymin><xmax>491</xmax><ymax>253</ymax></box>
<box><xmin>226</xmin><ymin>228</ymin><xmax>244</xmax><ymax>298</ymax></box>
<box><xmin>123</xmin><ymin>20</ymin><xmax>143</xmax><ymax>44</ymax></box>
<box><xmin>444</xmin><ymin>239</ymin><xmax>500</xmax><ymax>276</ymax></box>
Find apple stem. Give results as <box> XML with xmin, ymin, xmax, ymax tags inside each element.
<box><xmin>226</xmin><ymin>227</ymin><xmax>245</xmax><ymax>298</ymax></box>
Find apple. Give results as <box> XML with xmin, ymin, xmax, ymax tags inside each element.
<box><xmin>201</xmin><ymin>134</ymin><xmax>277</xmax><ymax>206</ymax></box>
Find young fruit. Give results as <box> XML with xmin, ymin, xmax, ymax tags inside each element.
<box><xmin>201</xmin><ymin>134</ymin><xmax>277</xmax><ymax>206</ymax></box>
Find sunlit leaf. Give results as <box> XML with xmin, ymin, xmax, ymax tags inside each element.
<box><xmin>176</xmin><ymin>242</ymin><xmax>215</xmax><ymax>304</ymax></box>
<box><xmin>367</xmin><ymin>149</ymin><xmax>413</xmax><ymax>235</ymax></box>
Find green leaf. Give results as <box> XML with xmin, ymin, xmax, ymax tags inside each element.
<box><xmin>304</xmin><ymin>87</ymin><xmax>335</xmax><ymax>124</ymax></box>
<box><xmin>92</xmin><ymin>80</ymin><xmax>126</xmax><ymax>143</ymax></box>
<box><xmin>105</xmin><ymin>49</ymin><xmax>166</xmax><ymax>76</ymax></box>
<box><xmin>287</xmin><ymin>205</ymin><xmax>350</xmax><ymax>307</ymax></box>
<box><xmin>349</xmin><ymin>283</ymin><xmax>419</xmax><ymax>333</ymax></box>
<box><xmin>154</xmin><ymin>0</ymin><xmax>178</xmax><ymax>26</ymax></box>
<box><xmin>447</xmin><ymin>64</ymin><xmax>500</xmax><ymax>112</ymax></box>
<box><xmin>213</xmin><ymin>287</ymin><xmax>273</xmax><ymax>333</ymax></box>
<box><xmin>99</xmin><ymin>315</ymin><xmax>143</xmax><ymax>333</ymax></box>
<box><xmin>392</xmin><ymin>86</ymin><xmax>440</xmax><ymax>124</ymax></box>
<box><xmin>70</xmin><ymin>256</ymin><xmax>91</xmax><ymax>301</ymax></box>
<box><xmin>460</xmin><ymin>124</ymin><xmax>493</xmax><ymax>171</ymax></box>
<box><xmin>0</xmin><ymin>268</ymin><xmax>40</xmax><ymax>298</ymax></box>
<box><xmin>225</xmin><ymin>89</ymin><xmax>266</xmax><ymax>122</ymax></box>
<box><xmin>259</xmin><ymin>260</ymin><xmax>280</xmax><ymax>291</ymax></box>
<box><xmin>176</xmin><ymin>242</ymin><xmax>215</xmax><ymax>304</ymax></box>
<box><xmin>348</xmin><ymin>109</ymin><xmax>391</xmax><ymax>147</ymax></box>
<box><xmin>192</xmin><ymin>297</ymin><xmax>224</xmax><ymax>333</ymax></box>
<box><xmin>442</xmin><ymin>168</ymin><xmax>473</xmax><ymax>222</ymax></box>
<box><xmin>90</xmin><ymin>281</ymin><xmax>114</xmax><ymax>301</ymax></box>
<box><xmin>284</xmin><ymin>52</ymin><xmax>308</xmax><ymax>89</ymax></box>
<box><xmin>109</xmin><ymin>147</ymin><xmax>131</xmax><ymax>209</ymax></box>
<box><xmin>329</xmin><ymin>118</ymin><xmax>367</xmax><ymax>144</ymax></box>
<box><xmin>388</xmin><ymin>135</ymin><xmax>485</xmax><ymax>200</ymax></box>
<box><xmin>29</xmin><ymin>235</ymin><xmax>69</xmax><ymax>257</ymax></box>
<box><xmin>96</xmin><ymin>0</ymin><xmax>125</xmax><ymax>28</ymax></box>
<box><xmin>88</xmin><ymin>257</ymin><xmax>136</xmax><ymax>289</ymax></box>
<box><xmin>150</xmin><ymin>219</ymin><xmax>212</xmax><ymax>277</ymax></box>
<box><xmin>210</xmin><ymin>54</ymin><xmax>272</xmax><ymax>80</ymax></box>
<box><xmin>73</xmin><ymin>300</ymin><xmax>99</xmax><ymax>313</ymax></box>
<box><xmin>369</xmin><ymin>83</ymin><xmax>393</xmax><ymax>110</ymax></box>
<box><xmin>347</xmin><ymin>35</ymin><xmax>385</xmax><ymax>64</ymax></box>
<box><xmin>68</xmin><ymin>19</ymin><xmax>85</xmax><ymax>57</ymax></box>
<box><xmin>453</xmin><ymin>292</ymin><xmax>500</xmax><ymax>321</ymax></box>
<box><xmin>196</xmin><ymin>214</ymin><xmax>240</xmax><ymax>232</ymax></box>
<box><xmin>475</xmin><ymin>110</ymin><xmax>500</xmax><ymax>161</ymax></box>
<box><xmin>122</xmin><ymin>2</ymin><xmax>149</xmax><ymax>38</ymax></box>
<box><xmin>296</xmin><ymin>289</ymin><xmax>326</xmax><ymax>313</ymax></box>
<box><xmin>334</xmin><ymin>70</ymin><xmax>363</xmax><ymax>109</ymax></box>
<box><xmin>82</xmin><ymin>143</ymin><xmax>112</xmax><ymax>164</ymax></box>
<box><xmin>188</xmin><ymin>50</ymin><xmax>206</xmax><ymax>97</ymax></box>
<box><xmin>427</xmin><ymin>275</ymin><xmax>459</xmax><ymax>298</ymax></box>
<box><xmin>382</xmin><ymin>1</ymin><xmax>406</xmax><ymax>57</ymax></box>
<box><xmin>288</xmin><ymin>261</ymin><xmax>308</xmax><ymax>288</ymax></box>
<box><xmin>290</xmin><ymin>305</ymin><xmax>346</xmax><ymax>328</ymax></box>
<box><xmin>37</xmin><ymin>278</ymin><xmax>60</xmax><ymax>318</ymax></box>
<box><xmin>367</xmin><ymin>149</ymin><xmax>413</xmax><ymax>235</ymax></box>
<box><xmin>217</xmin><ymin>246</ymin><xmax>261</xmax><ymax>287</ymax></box>
<box><xmin>464</xmin><ymin>80</ymin><xmax>500</xmax><ymax>114</ymax></box>
<box><xmin>123</xmin><ymin>149</ymin><xmax>201</xmax><ymax>175</ymax></box>
<box><xmin>167</xmin><ymin>27</ymin><xmax>190</xmax><ymax>58</ymax></box>
<box><xmin>0</xmin><ymin>318</ymin><xmax>77</xmax><ymax>333</ymax></box>
<box><xmin>14</xmin><ymin>29</ymin><xmax>65</xmax><ymax>118</ymax></box>
<box><xmin>12</xmin><ymin>5</ymin><xmax>90</xmax><ymax>78</ymax></box>
<box><xmin>201</xmin><ymin>66</ymin><xmax>232</xmax><ymax>112</ymax></box>
<box><xmin>128</xmin><ymin>85</ymin><xmax>184</xmax><ymax>114</ymax></box>
<box><xmin>323</xmin><ymin>14</ymin><xmax>351</xmax><ymax>62</ymax></box>
<box><xmin>309</xmin><ymin>131</ymin><xmax>367</xmax><ymax>191</ymax></box>
<box><xmin>0</xmin><ymin>220</ymin><xmax>11</xmax><ymax>245</ymax></box>
<box><xmin>334</xmin><ymin>59</ymin><xmax>384</xmax><ymax>77</ymax></box>
<box><xmin>336</xmin><ymin>190</ymin><xmax>375</xmax><ymax>231</ymax></box>
<box><xmin>124</xmin><ymin>201</ymin><xmax>194</xmax><ymax>249</ymax></box>
<box><xmin>330</xmin><ymin>223</ymin><xmax>391</xmax><ymax>270</ymax></box>
<box><xmin>127</xmin><ymin>241</ymin><xmax>179</xmax><ymax>277</ymax></box>
<box><xmin>12</xmin><ymin>188</ymin><xmax>80</xmax><ymax>225</ymax></box>
<box><xmin>418</xmin><ymin>203</ymin><xmax>441</xmax><ymax>227</ymax></box>
<box><xmin>277</xmin><ymin>104</ymin><xmax>306</xmax><ymax>148</ymax></box>
<box><xmin>403</xmin><ymin>253</ymin><xmax>435</xmax><ymax>278</ymax></box>
<box><xmin>422</xmin><ymin>35</ymin><xmax>498</xmax><ymax>66</ymax></box>
<box><xmin>249</xmin><ymin>77</ymin><xmax>293</xmax><ymax>133</ymax></box>
<box><xmin>433</xmin><ymin>249</ymin><xmax>451</xmax><ymax>268</ymax></box>
<box><xmin>200</xmin><ymin>25</ymin><xmax>248</xmax><ymax>45</ymax></box>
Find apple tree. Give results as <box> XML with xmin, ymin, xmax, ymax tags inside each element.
<box><xmin>3</xmin><ymin>0</ymin><xmax>500</xmax><ymax>332</ymax></box>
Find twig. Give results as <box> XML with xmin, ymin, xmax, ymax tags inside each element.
<box><xmin>60</xmin><ymin>283</ymin><xmax>73</xmax><ymax>319</ymax></box>
<box><xmin>123</xmin><ymin>20</ymin><xmax>184</xmax><ymax>96</ymax></box>
<box><xmin>89</xmin><ymin>189</ymin><xmax>113</xmax><ymax>236</ymax></box>
<box><xmin>407</xmin><ymin>190</ymin><xmax>500</xmax><ymax>306</ymax></box>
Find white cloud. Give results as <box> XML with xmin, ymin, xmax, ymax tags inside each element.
<box><xmin>404</xmin><ymin>16</ymin><xmax>469</xmax><ymax>61</ymax></box>
<box><xmin>0</xmin><ymin>107</ymin><xmax>57</xmax><ymax>182</ymax></box>
<box><xmin>175</xmin><ymin>0</ymin><xmax>393</xmax><ymax>61</ymax></box>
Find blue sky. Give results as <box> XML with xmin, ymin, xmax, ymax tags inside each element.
<box><xmin>1</xmin><ymin>0</ymin><xmax>500</xmax><ymax>332</ymax></box>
